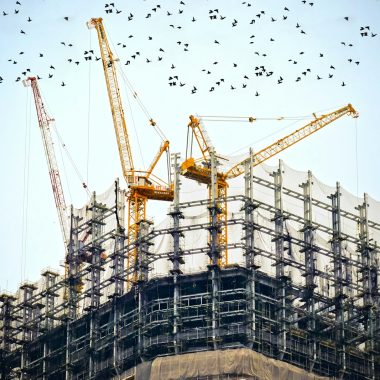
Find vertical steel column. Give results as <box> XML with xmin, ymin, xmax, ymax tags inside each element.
<box><xmin>242</xmin><ymin>151</ymin><xmax>259</xmax><ymax>348</ymax></box>
<box><xmin>41</xmin><ymin>270</ymin><xmax>58</xmax><ymax>380</ymax></box>
<box><xmin>169</xmin><ymin>153</ymin><xmax>184</xmax><ymax>354</ymax></box>
<box><xmin>112</xmin><ymin>180</ymin><xmax>125</xmax><ymax>373</ymax></box>
<box><xmin>136</xmin><ymin>220</ymin><xmax>151</xmax><ymax>360</ymax></box>
<box><xmin>208</xmin><ymin>149</ymin><xmax>220</xmax><ymax>350</ymax></box>
<box><xmin>88</xmin><ymin>192</ymin><xmax>105</xmax><ymax>378</ymax></box>
<box><xmin>0</xmin><ymin>293</ymin><xmax>16</xmax><ymax>379</ymax></box>
<box><xmin>329</xmin><ymin>182</ymin><xmax>347</xmax><ymax>377</ymax></box>
<box><xmin>357</xmin><ymin>193</ymin><xmax>377</xmax><ymax>379</ymax></box>
<box><xmin>272</xmin><ymin>160</ymin><xmax>287</xmax><ymax>360</ymax></box>
<box><xmin>67</xmin><ymin>206</ymin><xmax>80</xmax><ymax>320</ymax></box>
<box><xmin>42</xmin><ymin>270</ymin><xmax>58</xmax><ymax>330</ymax></box>
<box><xmin>65</xmin><ymin>206</ymin><xmax>80</xmax><ymax>380</ymax></box>
<box><xmin>300</xmin><ymin>171</ymin><xmax>317</xmax><ymax>371</ymax></box>
<box><xmin>113</xmin><ymin>179</ymin><xmax>126</xmax><ymax>297</ymax></box>
<box><xmin>20</xmin><ymin>283</ymin><xmax>37</xmax><ymax>380</ymax></box>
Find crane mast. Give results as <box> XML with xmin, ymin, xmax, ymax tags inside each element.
<box><xmin>181</xmin><ymin>104</ymin><xmax>358</xmax><ymax>267</ymax></box>
<box><xmin>89</xmin><ymin>17</ymin><xmax>174</xmax><ymax>286</ymax></box>
<box><xmin>87</xmin><ymin>17</ymin><xmax>135</xmax><ymax>184</ymax></box>
<box><xmin>24</xmin><ymin>77</ymin><xmax>69</xmax><ymax>246</ymax></box>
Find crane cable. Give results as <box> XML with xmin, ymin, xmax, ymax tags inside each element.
<box><xmin>21</xmin><ymin>86</ymin><xmax>32</xmax><ymax>282</ymax></box>
<box><xmin>40</xmin><ymin>92</ymin><xmax>91</xmax><ymax>197</ymax></box>
<box><xmin>105</xmin><ymin>26</ymin><xmax>167</xmax><ymax>142</ymax></box>
<box><xmin>117</xmin><ymin>65</ymin><xmax>167</xmax><ymax>141</ymax></box>
<box><xmin>124</xmin><ymin>83</ymin><xmax>145</xmax><ymax>168</ymax></box>
<box><xmin>228</xmin><ymin>118</ymin><xmax>303</xmax><ymax>156</ymax></box>
<box><xmin>52</xmin><ymin>125</ymin><xmax>91</xmax><ymax>198</ymax></box>
<box><xmin>55</xmin><ymin>127</ymin><xmax>73</xmax><ymax>205</ymax></box>
<box><xmin>86</xmin><ymin>29</ymin><xmax>92</xmax><ymax>190</ymax></box>
<box><xmin>198</xmin><ymin>115</ymin><xmax>313</xmax><ymax>122</ymax></box>
<box><xmin>355</xmin><ymin>117</ymin><xmax>359</xmax><ymax>200</ymax></box>
<box><xmin>198</xmin><ymin>105</ymin><xmax>350</xmax><ymax>123</ymax></box>
<box><xmin>105</xmin><ymin>33</ymin><xmax>145</xmax><ymax>168</ymax></box>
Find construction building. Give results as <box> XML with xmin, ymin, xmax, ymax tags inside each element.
<box><xmin>1</xmin><ymin>156</ymin><xmax>379</xmax><ymax>379</ymax></box>
<box><xmin>1</xmin><ymin>17</ymin><xmax>379</xmax><ymax>380</ymax></box>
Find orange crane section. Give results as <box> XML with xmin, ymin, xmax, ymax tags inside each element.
<box><xmin>181</xmin><ymin>104</ymin><xmax>359</xmax><ymax>267</ymax></box>
<box><xmin>88</xmin><ymin>18</ymin><xmax>173</xmax><ymax>284</ymax></box>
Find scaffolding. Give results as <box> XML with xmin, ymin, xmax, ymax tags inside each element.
<box><xmin>0</xmin><ymin>157</ymin><xmax>379</xmax><ymax>380</ymax></box>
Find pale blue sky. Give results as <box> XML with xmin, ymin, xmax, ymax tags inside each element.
<box><xmin>0</xmin><ymin>0</ymin><xmax>379</xmax><ymax>291</ymax></box>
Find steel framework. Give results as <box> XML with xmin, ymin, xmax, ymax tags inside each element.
<box><xmin>0</xmin><ymin>158</ymin><xmax>379</xmax><ymax>380</ymax></box>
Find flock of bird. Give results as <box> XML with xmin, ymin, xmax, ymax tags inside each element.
<box><xmin>0</xmin><ymin>0</ymin><xmax>378</xmax><ymax>96</ymax></box>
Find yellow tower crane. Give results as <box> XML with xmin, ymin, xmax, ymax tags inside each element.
<box><xmin>181</xmin><ymin>104</ymin><xmax>358</xmax><ymax>267</ymax></box>
<box><xmin>87</xmin><ymin>18</ymin><xmax>174</xmax><ymax>284</ymax></box>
